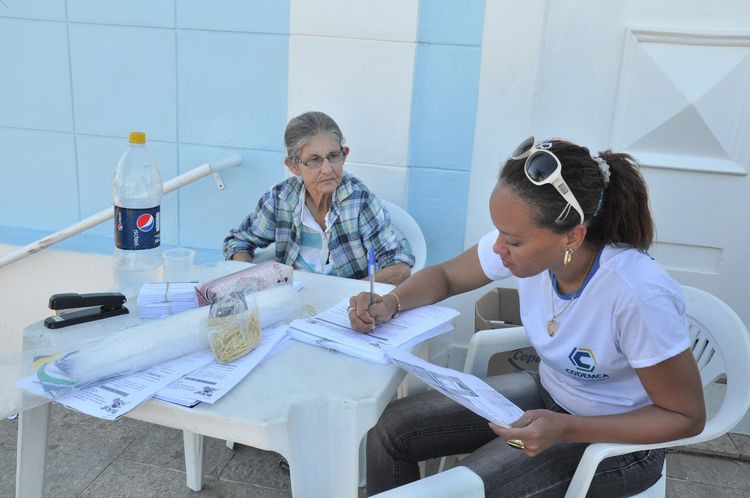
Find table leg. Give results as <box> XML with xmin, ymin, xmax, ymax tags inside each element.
<box><xmin>286</xmin><ymin>400</ymin><xmax>366</xmax><ymax>498</ymax></box>
<box><xmin>183</xmin><ymin>430</ymin><xmax>204</xmax><ymax>491</ymax></box>
<box><xmin>16</xmin><ymin>403</ymin><xmax>50</xmax><ymax>498</ymax></box>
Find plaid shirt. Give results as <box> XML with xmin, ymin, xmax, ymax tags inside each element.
<box><xmin>223</xmin><ymin>173</ymin><xmax>415</xmax><ymax>279</ymax></box>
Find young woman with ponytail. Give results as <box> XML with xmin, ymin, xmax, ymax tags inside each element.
<box><xmin>348</xmin><ymin>138</ymin><xmax>705</xmax><ymax>497</ymax></box>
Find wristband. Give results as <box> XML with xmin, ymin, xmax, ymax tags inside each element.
<box><xmin>387</xmin><ymin>293</ymin><xmax>401</xmax><ymax>319</ymax></box>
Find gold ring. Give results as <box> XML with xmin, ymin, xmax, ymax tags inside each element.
<box><xmin>347</xmin><ymin>306</ymin><xmax>355</xmax><ymax>314</ymax></box>
<box><xmin>506</xmin><ymin>439</ymin><xmax>525</xmax><ymax>449</ymax></box>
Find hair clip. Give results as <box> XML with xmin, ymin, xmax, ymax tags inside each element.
<box><xmin>594</xmin><ymin>156</ymin><xmax>610</xmax><ymax>185</ymax></box>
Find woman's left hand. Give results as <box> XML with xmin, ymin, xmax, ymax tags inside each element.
<box><xmin>489</xmin><ymin>409</ymin><xmax>568</xmax><ymax>457</ymax></box>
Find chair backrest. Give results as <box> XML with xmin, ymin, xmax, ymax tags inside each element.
<box><xmin>567</xmin><ymin>286</ymin><xmax>750</xmax><ymax>496</ymax></box>
<box><xmin>252</xmin><ymin>243</ymin><xmax>276</xmax><ymax>263</ymax></box>
<box><xmin>682</xmin><ymin>285</ymin><xmax>750</xmax><ymax>436</ymax></box>
<box><xmin>380</xmin><ymin>199</ymin><xmax>427</xmax><ymax>273</ymax></box>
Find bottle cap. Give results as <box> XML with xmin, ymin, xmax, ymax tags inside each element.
<box><xmin>129</xmin><ymin>132</ymin><xmax>146</xmax><ymax>144</ymax></box>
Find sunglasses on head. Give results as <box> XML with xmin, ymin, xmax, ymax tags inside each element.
<box><xmin>511</xmin><ymin>137</ymin><xmax>585</xmax><ymax>225</ymax></box>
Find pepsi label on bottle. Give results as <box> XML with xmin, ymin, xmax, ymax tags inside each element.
<box><xmin>114</xmin><ymin>206</ymin><xmax>160</xmax><ymax>250</ymax></box>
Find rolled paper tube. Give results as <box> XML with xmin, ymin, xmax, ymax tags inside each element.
<box><xmin>54</xmin><ymin>306</ymin><xmax>211</xmax><ymax>385</ymax></box>
<box><xmin>54</xmin><ymin>284</ymin><xmax>301</xmax><ymax>385</ymax></box>
<box><xmin>195</xmin><ymin>262</ymin><xmax>293</xmax><ymax>306</ymax></box>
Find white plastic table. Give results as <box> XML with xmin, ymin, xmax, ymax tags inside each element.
<box><xmin>17</xmin><ymin>263</ymin><xmax>405</xmax><ymax>498</ymax></box>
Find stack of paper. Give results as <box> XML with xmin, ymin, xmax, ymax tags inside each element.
<box><xmin>17</xmin><ymin>323</ymin><xmax>292</xmax><ymax>420</ymax></box>
<box><xmin>17</xmin><ymin>351</ymin><xmax>217</xmax><ymax>420</ymax></box>
<box><xmin>288</xmin><ymin>299</ymin><xmax>459</xmax><ymax>364</ymax></box>
<box><xmin>137</xmin><ymin>282</ymin><xmax>199</xmax><ymax>319</ymax></box>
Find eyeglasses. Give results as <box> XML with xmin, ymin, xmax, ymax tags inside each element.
<box><xmin>293</xmin><ymin>148</ymin><xmax>346</xmax><ymax>169</ymax></box>
<box><xmin>511</xmin><ymin>137</ymin><xmax>585</xmax><ymax>225</ymax></box>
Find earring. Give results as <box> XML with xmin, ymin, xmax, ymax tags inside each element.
<box><xmin>563</xmin><ymin>248</ymin><xmax>574</xmax><ymax>266</ymax></box>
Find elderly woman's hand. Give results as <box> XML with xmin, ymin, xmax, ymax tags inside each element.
<box><xmin>348</xmin><ymin>291</ymin><xmax>398</xmax><ymax>333</ymax></box>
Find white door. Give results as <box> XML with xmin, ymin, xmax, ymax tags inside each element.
<box><xmin>467</xmin><ymin>0</ymin><xmax>750</xmax><ymax>327</ymax></box>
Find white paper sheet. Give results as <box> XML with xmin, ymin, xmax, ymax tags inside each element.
<box><xmin>382</xmin><ymin>346</ymin><xmax>525</xmax><ymax>428</ymax></box>
<box><xmin>154</xmin><ymin>323</ymin><xmax>290</xmax><ymax>407</ymax></box>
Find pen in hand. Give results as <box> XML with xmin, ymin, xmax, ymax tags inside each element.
<box><xmin>368</xmin><ymin>247</ymin><xmax>375</xmax><ymax>305</ymax></box>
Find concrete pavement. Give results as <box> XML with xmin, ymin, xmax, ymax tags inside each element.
<box><xmin>1</xmin><ymin>404</ymin><xmax>748</xmax><ymax>497</ymax></box>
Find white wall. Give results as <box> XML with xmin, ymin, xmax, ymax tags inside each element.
<box><xmin>465</xmin><ymin>0</ymin><xmax>750</xmax><ymax>330</ymax></box>
<box><xmin>465</xmin><ymin>0</ymin><xmax>547</xmax><ymax>246</ymax></box>
<box><xmin>287</xmin><ymin>0</ymin><xmax>419</xmax><ymax>207</ymax></box>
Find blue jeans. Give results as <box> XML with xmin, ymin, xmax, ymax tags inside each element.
<box><xmin>367</xmin><ymin>372</ymin><xmax>665</xmax><ymax>497</ymax></box>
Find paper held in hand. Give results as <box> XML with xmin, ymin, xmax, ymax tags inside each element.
<box><xmin>382</xmin><ymin>345</ymin><xmax>524</xmax><ymax>428</ymax></box>
<box><xmin>288</xmin><ymin>298</ymin><xmax>459</xmax><ymax>364</ymax></box>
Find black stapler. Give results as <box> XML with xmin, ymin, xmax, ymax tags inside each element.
<box><xmin>44</xmin><ymin>292</ymin><xmax>129</xmax><ymax>329</ymax></box>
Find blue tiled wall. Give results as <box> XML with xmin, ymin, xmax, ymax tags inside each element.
<box><xmin>0</xmin><ymin>0</ymin><xmax>488</xmax><ymax>269</ymax></box>
<box><xmin>408</xmin><ymin>0</ymin><xmax>485</xmax><ymax>265</ymax></box>
<box><xmin>0</xmin><ymin>1</ymin><xmax>290</xmax><ymax>263</ymax></box>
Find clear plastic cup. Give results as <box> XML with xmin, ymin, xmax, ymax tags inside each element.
<box><xmin>162</xmin><ymin>248</ymin><xmax>196</xmax><ymax>282</ymax></box>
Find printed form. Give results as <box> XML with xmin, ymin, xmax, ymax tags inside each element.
<box><xmin>155</xmin><ymin>322</ymin><xmax>289</xmax><ymax>407</ymax></box>
<box><xmin>383</xmin><ymin>346</ymin><xmax>525</xmax><ymax>428</ymax></box>
<box><xmin>18</xmin><ymin>323</ymin><xmax>291</xmax><ymax>419</ymax></box>
<box><xmin>19</xmin><ymin>351</ymin><xmax>216</xmax><ymax>420</ymax></box>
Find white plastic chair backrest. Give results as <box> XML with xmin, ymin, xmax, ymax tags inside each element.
<box><xmin>252</xmin><ymin>243</ymin><xmax>276</xmax><ymax>263</ymax></box>
<box><xmin>380</xmin><ymin>199</ymin><xmax>427</xmax><ymax>273</ymax></box>
<box><xmin>564</xmin><ymin>286</ymin><xmax>750</xmax><ymax>497</ymax></box>
<box><xmin>681</xmin><ymin>285</ymin><xmax>750</xmax><ymax>432</ymax></box>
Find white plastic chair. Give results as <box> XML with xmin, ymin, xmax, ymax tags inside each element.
<box><xmin>377</xmin><ymin>199</ymin><xmax>431</xmax><ymax>398</ymax></box>
<box><xmin>380</xmin><ymin>199</ymin><xmax>427</xmax><ymax>273</ymax></box>
<box><xmin>251</xmin><ymin>244</ymin><xmax>276</xmax><ymax>263</ymax></box>
<box><xmin>371</xmin><ymin>466</ymin><xmax>485</xmax><ymax>498</ymax></box>
<box><xmin>371</xmin><ymin>286</ymin><xmax>750</xmax><ymax>498</ymax></box>
<box><xmin>252</xmin><ymin>199</ymin><xmax>426</xmax><ymax>273</ymax></box>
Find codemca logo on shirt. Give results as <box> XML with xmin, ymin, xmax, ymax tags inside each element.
<box><xmin>566</xmin><ymin>347</ymin><xmax>610</xmax><ymax>380</ymax></box>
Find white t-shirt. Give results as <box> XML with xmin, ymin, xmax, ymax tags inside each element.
<box><xmin>477</xmin><ymin>229</ymin><xmax>690</xmax><ymax>416</ymax></box>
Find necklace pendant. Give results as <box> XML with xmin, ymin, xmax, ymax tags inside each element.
<box><xmin>546</xmin><ymin>319</ymin><xmax>558</xmax><ymax>336</ymax></box>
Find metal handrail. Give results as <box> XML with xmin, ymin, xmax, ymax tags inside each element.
<box><xmin>0</xmin><ymin>155</ymin><xmax>243</xmax><ymax>268</ymax></box>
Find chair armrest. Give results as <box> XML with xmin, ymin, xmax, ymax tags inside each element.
<box><xmin>565</xmin><ymin>441</ymin><xmax>667</xmax><ymax>497</ymax></box>
<box><xmin>565</xmin><ymin>411</ymin><xmax>733</xmax><ymax>498</ymax></box>
<box><xmin>463</xmin><ymin>326</ymin><xmax>529</xmax><ymax>376</ymax></box>
<box><xmin>370</xmin><ymin>466</ymin><xmax>484</xmax><ymax>498</ymax></box>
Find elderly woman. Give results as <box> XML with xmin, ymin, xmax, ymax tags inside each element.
<box><xmin>223</xmin><ymin>111</ymin><xmax>414</xmax><ymax>285</ymax></box>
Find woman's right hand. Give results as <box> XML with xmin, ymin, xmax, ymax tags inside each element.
<box><xmin>348</xmin><ymin>292</ymin><xmax>398</xmax><ymax>333</ymax></box>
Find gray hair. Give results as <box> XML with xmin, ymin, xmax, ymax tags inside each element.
<box><xmin>284</xmin><ymin>111</ymin><xmax>345</xmax><ymax>159</ymax></box>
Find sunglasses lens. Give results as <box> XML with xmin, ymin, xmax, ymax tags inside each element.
<box><xmin>511</xmin><ymin>137</ymin><xmax>535</xmax><ymax>159</ymax></box>
<box><xmin>525</xmin><ymin>152</ymin><xmax>559</xmax><ymax>182</ymax></box>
